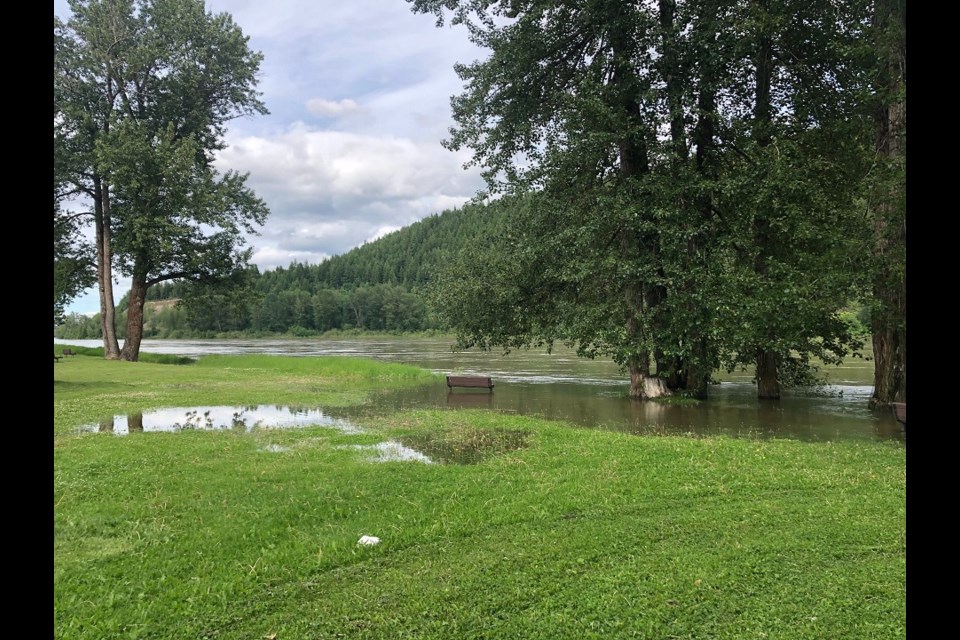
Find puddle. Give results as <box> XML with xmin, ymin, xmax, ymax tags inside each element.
<box><xmin>344</xmin><ymin>441</ymin><xmax>434</xmax><ymax>464</ymax></box>
<box><xmin>77</xmin><ymin>407</ymin><xmax>530</xmax><ymax>466</ymax></box>
<box><xmin>79</xmin><ymin>405</ymin><xmax>361</xmax><ymax>435</ymax></box>
<box><xmin>397</xmin><ymin>428</ymin><xmax>530</xmax><ymax>465</ymax></box>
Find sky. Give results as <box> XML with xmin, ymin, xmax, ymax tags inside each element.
<box><xmin>55</xmin><ymin>0</ymin><xmax>491</xmax><ymax>315</ymax></box>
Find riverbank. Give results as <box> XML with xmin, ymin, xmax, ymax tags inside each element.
<box><xmin>55</xmin><ymin>334</ymin><xmax>876</xmax><ymax>386</ymax></box>
<box><xmin>54</xmin><ymin>354</ymin><xmax>905</xmax><ymax>639</ymax></box>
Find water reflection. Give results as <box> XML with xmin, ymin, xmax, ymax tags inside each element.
<box><xmin>56</xmin><ymin>337</ymin><xmax>899</xmax><ymax>443</ymax></box>
<box><xmin>446</xmin><ymin>391</ymin><xmax>495</xmax><ymax>408</ymax></box>
<box><xmin>78</xmin><ymin>405</ymin><xmax>360</xmax><ymax>435</ymax></box>
<box><xmin>344</xmin><ymin>442</ymin><xmax>434</xmax><ymax>464</ymax></box>
<box><xmin>347</xmin><ymin>381</ymin><xmax>904</xmax><ymax>444</ymax></box>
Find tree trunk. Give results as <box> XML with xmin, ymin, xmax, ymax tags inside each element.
<box><xmin>751</xmin><ymin>2</ymin><xmax>779</xmax><ymax>399</ymax></box>
<box><xmin>656</xmin><ymin>0</ymin><xmax>708</xmax><ymax>399</ymax></box>
<box><xmin>611</xmin><ymin>31</ymin><xmax>669</xmax><ymax>401</ymax></box>
<box><xmin>94</xmin><ymin>178</ymin><xmax>120</xmax><ymax>359</ymax></box>
<box><xmin>628</xmin><ymin>354</ymin><xmax>671</xmax><ymax>399</ymax></box>
<box><xmin>684</xmin><ymin>340</ymin><xmax>709</xmax><ymax>399</ymax></box>
<box><xmin>756</xmin><ymin>349</ymin><xmax>781</xmax><ymax>399</ymax></box>
<box><xmin>683</xmin><ymin>6</ymin><xmax>719</xmax><ymax>400</ymax></box>
<box><xmin>658</xmin><ymin>0</ymin><xmax>686</xmax><ymax>161</ymax></box>
<box><xmin>119</xmin><ymin>271</ymin><xmax>148</xmax><ymax>361</ymax></box>
<box><xmin>869</xmin><ymin>0</ymin><xmax>906</xmax><ymax>407</ymax></box>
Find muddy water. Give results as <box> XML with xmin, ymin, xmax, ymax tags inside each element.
<box><xmin>56</xmin><ymin>337</ymin><xmax>901</xmax><ymax>443</ymax></box>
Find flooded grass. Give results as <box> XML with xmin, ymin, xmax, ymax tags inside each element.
<box><xmin>54</xmin><ymin>354</ymin><xmax>904</xmax><ymax>639</ymax></box>
<box><xmin>398</xmin><ymin>427</ymin><xmax>531</xmax><ymax>464</ymax></box>
<box><xmin>79</xmin><ymin>404</ymin><xmax>531</xmax><ymax>466</ymax></box>
<box><xmin>344</xmin><ymin>441</ymin><xmax>435</xmax><ymax>464</ymax></box>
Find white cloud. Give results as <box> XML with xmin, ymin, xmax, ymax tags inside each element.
<box><xmin>216</xmin><ymin>124</ymin><xmax>482</xmax><ymax>221</ymax></box>
<box><xmin>306</xmin><ymin>98</ymin><xmax>364</xmax><ymax>118</ymax></box>
<box><xmin>56</xmin><ymin>0</ymin><xmax>492</xmax><ymax>316</ymax></box>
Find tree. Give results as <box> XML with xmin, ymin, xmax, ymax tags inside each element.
<box><xmin>707</xmin><ymin>0</ymin><xmax>875</xmax><ymax>398</ymax></box>
<box><xmin>411</xmin><ymin>0</ymin><xmax>689</xmax><ymax>398</ymax></box>
<box><xmin>411</xmin><ymin>0</ymin><xmax>876</xmax><ymax>399</ymax></box>
<box><xmin>54</xmin><ymin>200</ymin><xmax>96</xmax><ymax>327</ymax></box>
<box><xmin>867</xmin><ymin>0</ymin><xmax>905</xmax><ymax>407</ymax></box>
<box><xmin>55</xmin><ymin>101</ymin><xmax>97</xmax><ymax>327</ymax></box>
<box><xmin>178</xmin><ymin>265</ymin><xmax>260</xmax><ymax>334</ymax></box>
<box><xmin>54</xmin><ymin>0</ymin><xmax>268</xmax><ymax>360</ymax></box>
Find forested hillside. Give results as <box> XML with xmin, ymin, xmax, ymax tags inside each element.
<box><xmin>55</xmin><ymin>200</ymin><xmax>509</xmax><ymax>339</ymax></box>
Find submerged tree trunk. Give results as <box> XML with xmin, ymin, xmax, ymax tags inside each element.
<box><xmin>869</xmin><ymin>0</ymin><xmax>906</xmax><ymax>407</ymax></box>
<box><xmin>755</xmin><ymin>349</ymin><xmax>781</xmax><ymax>399</ymax></box>
<box><xmin>119</xmin><ymin>270</ymin><xmax>148</xmax><ymax>361</ymax></box>
<box><xmin>94</xmin><ymin>177</ymin><xmax>121</xmax><ymax>359</ymax></box>
<box><xmin>655</xmin><ymin>0</ymin><xmax>705</xmax><ymax>398</ymax></box>
<box><xmin>628</xmin><ymin>354</ymin><xmax>672</xmax><ymax>399</ymax></box>
<box><xmin>684</xmin><ymin>340</ymin><xmax>709</xmax><ymax>399</ymax></box>
<box><xmin>871</xmin><ymin>317</ymin><xmax>904</xmax><ymax>406</ymax></box>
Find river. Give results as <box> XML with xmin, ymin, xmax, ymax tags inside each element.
<box><xmin>55</xmin><ymin>337</ymin><xmax>903</xmax><ymax>443</ymax></box>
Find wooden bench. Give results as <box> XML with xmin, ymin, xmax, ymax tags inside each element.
<box><xmin>54</xmin><ymin>354</ymin><xmax>63</xmax><ymax>363</ymax></box>
<box><xmin>891</xmin><ymin>402</ymin><xmax>906</xmax><ymax>430</ymax></box>
<box><xmin>63</xmin><ymin>348</ymin><xmax>76</xmax><ymax>356</ymax></box>
<box><xmin>446</xmin><ymin>375</ymin><xmax>495</xmax><ymax>392</ymax></box>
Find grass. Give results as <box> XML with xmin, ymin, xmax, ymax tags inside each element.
<box><xmin>54</xmin><ymin>353</ymin><xmax>905</xmax><ymax>639</ymax></box>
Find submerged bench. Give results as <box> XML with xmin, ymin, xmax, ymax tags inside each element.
<box><xmin>446</xmin><ymin>375</ymin><xmax>495</xmax><ymax>392</ymax></box>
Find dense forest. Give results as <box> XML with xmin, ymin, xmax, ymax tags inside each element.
<box><xmin>54</xmin><ymin>200</ymin><xmax>510</xmax><ymax>339</ymax></box>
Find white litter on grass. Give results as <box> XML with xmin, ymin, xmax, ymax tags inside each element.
<box><xmin>357</xmin><ymin>535</ymin><xmax>381</xmax><ymax>546</ymax></box>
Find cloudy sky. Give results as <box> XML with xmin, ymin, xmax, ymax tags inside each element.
<box><xmin>56</xmin><ymin>0</ymin><xmax>490</xmax><ymax>315</ymax></box>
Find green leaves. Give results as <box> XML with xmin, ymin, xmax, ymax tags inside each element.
<box><xmin>410</xmin><ymin>0</ymin><xmax>881</xmax><ymax>396</ymax></box>
<box><xmin>55</xmin><ymin>0</ymin><xmax>270</xmax><ymax>357</ymax></box>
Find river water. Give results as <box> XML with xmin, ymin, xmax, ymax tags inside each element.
<box><xmin>55</xmin><ymin>337</ymin><xmax>903</xmax><ymax>443</ymax></box>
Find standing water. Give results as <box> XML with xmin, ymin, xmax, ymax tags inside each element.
<box><xmin>55</xmin><ymin>337</ymin><xmax>902</xmax><ymax>443</ymax></box>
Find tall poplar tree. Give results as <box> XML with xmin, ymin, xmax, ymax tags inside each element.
<box><xmin>54</xmin><ymin>0</ymin><xmax>268</xmax><ymax>360</ymax></box>
<box><xmin>868</xmin><ymin>0</ymin><xmax>905</xmax><ymax>407</ymax></box>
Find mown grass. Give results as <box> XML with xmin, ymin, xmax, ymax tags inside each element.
<box><xmin>54</xmin><ymin>354</ymin><xmax>905</xmax><ymax>639</ymax></box>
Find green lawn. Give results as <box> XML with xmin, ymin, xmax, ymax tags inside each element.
<box><xmin>54</xmin><ymin>353</ymin><xmax>905</xmax><ymax>639</ymax></box>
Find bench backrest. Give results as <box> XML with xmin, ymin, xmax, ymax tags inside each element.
<box><xmin>446</xmin><ymin>375</ymin><xmax>494</xmax><ymax>388</ymax></box>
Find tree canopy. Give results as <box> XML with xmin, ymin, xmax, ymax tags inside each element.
<box><xmin>54</xmin><ymin>0</ymin><xmax>269</xmax><ymax>360</ymax></box>
<box><xmin>411</xmin><ymin>0</ymin><xmax>888</xmax><ymax>399</ymax></box>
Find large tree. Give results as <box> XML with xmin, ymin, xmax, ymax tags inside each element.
<box><xmin>412</xmin><ymin>0</ymin><xmax>700</xmax><ymax>399</ymax></box>
<box><xmin>411</xmin><ymin>0</ymin><xmax>873</xmax><ymax>399</ymax></box>
<box><xmin>707</xmin><ymin>0</ymin><xmax>875</xmax><ymax>398</ymax></box>
<box><xmin>867</xmin><ymin>0</ymin><xmax>905</xmax><ymax>407</ymax></box>
<box><xmin>54</xmin><ymin>0</ymin><xmax>268</xmax><ymax>360</ymax></box>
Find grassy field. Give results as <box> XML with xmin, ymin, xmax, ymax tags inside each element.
<box><xmin>54</xmin><ymin>352</ymin><xmax>905</xmax><ymax>639</ymax></box>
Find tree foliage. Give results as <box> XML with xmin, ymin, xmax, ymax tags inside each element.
<box><xmin>410</xmin><ymin>0</ymin><xmax>885</xmax><ymax>398</ymax></box>
<box><xmin>54</xmin><ymin>202</ymin><xmax>96</xmax><ymax>327</ymax></box>
<box><xmin>54</xmin><ymin>0</ymin><xmax>269</xmax><ymax>360</ymax></box>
